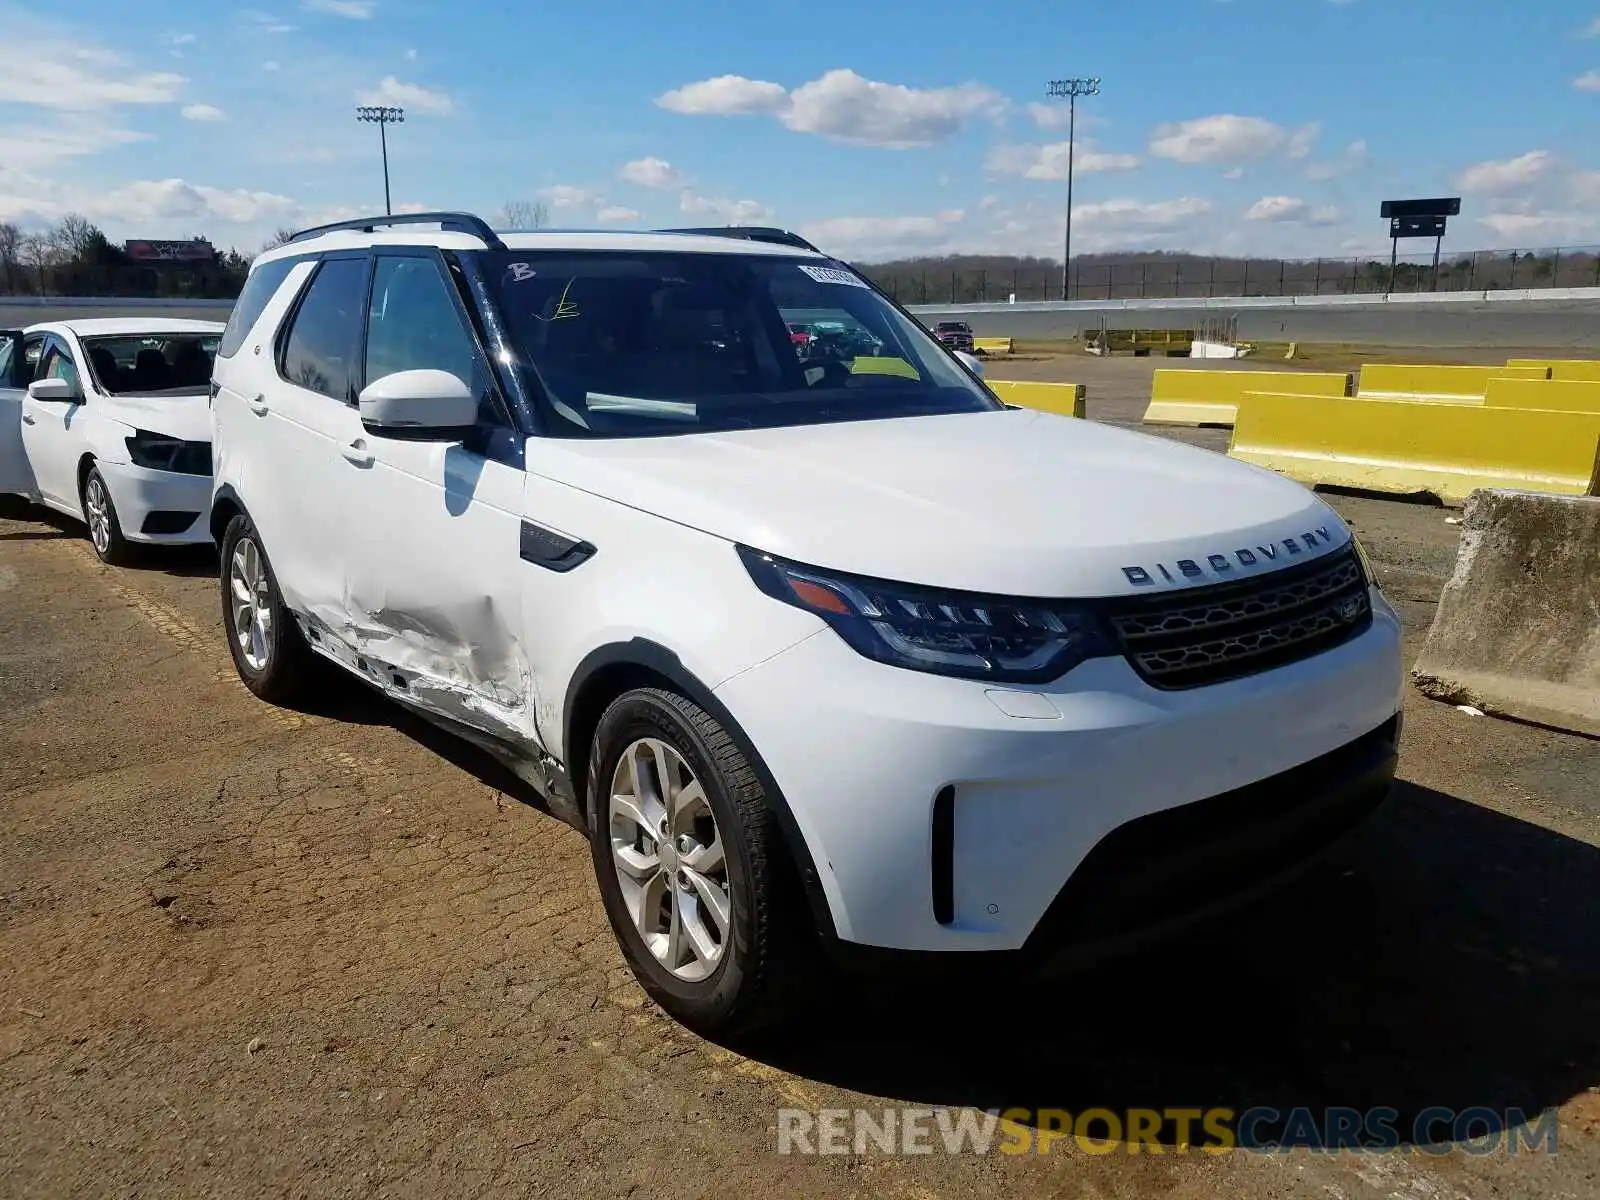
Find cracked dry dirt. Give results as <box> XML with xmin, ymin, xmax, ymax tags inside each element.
<box><xmin>1</xmin><ymin>443</ymin><xmax>1597</xmax><ymax>1199</ymax></box>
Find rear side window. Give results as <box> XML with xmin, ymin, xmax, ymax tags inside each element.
<box><xmin>217</xmin><ymin>256</ymin><xmax>298</xmax><ymax>359</ymax></box>
<box><xmin>279</xmin><ymin>257</ymin><xmax>368</xmax><ymax>402</ymax></box>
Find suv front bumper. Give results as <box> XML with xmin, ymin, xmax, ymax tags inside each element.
<box><xmin>712</xmin><ymin>589</ymin><xmax>1404</xmax><ymax>959</ymax></box>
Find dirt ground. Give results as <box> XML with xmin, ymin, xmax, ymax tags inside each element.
<box><xmin>2</xmin><ymin>360</ymin><xmax>1597</xmax><ymax>1198</ymax></box>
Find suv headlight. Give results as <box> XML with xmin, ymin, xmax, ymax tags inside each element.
<box><xmin>737</xmin><ymin>546</ymin><xmax>1115</xmax><ymax>684</ymax></box>
<box><xmin>1350</xmin><ymin>532</ymin><xmax>1381</xmax><ymax>591</ymax></box>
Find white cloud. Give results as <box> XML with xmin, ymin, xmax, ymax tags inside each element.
<box><xmin>658</xmin><ymin>68</ymin><xmax>1003</xmax><ymax>148</ymax></box>
<box><xmin>1581</xmin><ymin>17</ymin><xmax>1600</xmax><ymax>36</ymax></box>
<box><xmin>1223</xmin><ymin>167</ymin><xmax>1245</xmax><ymax>180</ymax></box>
<box><xmin>304</xmin><ymin>0</ymin><xmax>377</xmax><ymax>16</ymax></box>
<box><xmin>985</xmin><ymin>139</ymin><xmax>1141</xmax><ymax>180</ymax></box>
<box><xmin>679</xmin><ymin>191</ymin><xmax>775</xmax><ymax>223</ymax></box>
<box><xmin>1149</xmin><ymin>115</ymin><xmax>1292</xmax><ymax>164</ymax></box>
<box><xmin>0</xmin><ymin>41</ymin><xmax>184</xmax><ymax>111</ymax></box>
<box><xmin>241</xmin><ymin>10</ymin><xmax>296</xmax><ymax>34</ymax></box>
<box><xmin>1286</xmin><ymin>122</ymin><xmax>1320</xmax><ymax>161</ymax></box>
<box><xmin>798</xmin><ymin>211</ymin><xmax>966</xmax><ymax>259</ymax></box>
<box><xmin>406</xmin><ymin>48</ymin><xmax>418</xmax><ymax>61</ymax></box>
<box><xmin>538</xmin><ymin>184</ymin><xmax>601</xmax><ymax>209</ymax></box>
<box><xmin>1304</xmin><ymin>137</ymin><xmax>1368</xmax><ymax>182</ymax></box>
<box><xmin>1574</xmin><ymin>70</ymin><xmax>1600</xmax><ymax>92</ymax></box>
<box><xmin>0</xmin><ymin>120</ymin><xmax>151</xmax><ymax>170</ymax></box>
<box><xmin>1075</xmin><ymin>197</ymin><xmax>1214</xmax><ymax>230</ymax></box>
<box><xmin>619</xmin><ymin>156</ymin><xmax>687</xmax><ymax>188</ymax></box>
<box><xmin>0</xmin><ymin>173</ymin><xmax>300</xmax><ymax>232</ymax></box>
<box><xmin>355</xmin><ymin>76</ymin><xmax>455</xmax><ymax>116</ymax></box>
<box><xmin>263</xmin><ymin>60</ymin><xmax>281</xmax><ymax>72</ymax></box>
<box><xmin>181</xmin><ymin>103</ymin><xmax>226</xmax><ymax>122</ymax></box>
<box><xmin>1025</xmin><ymin>101</ymin><xmax>1074</xmax><ymax>132</ymax></box>
<box><xmin>1457</xmin><ymin>149</ymin><xmax>1558</xmax><ymax>193</ymax></box>
<box><xmin>1245</xmin><ymin>196</ymin><xmax>1342</xmax><ymax>224</ymax></box>
<box><xmin>596</xmin><ymin>205</ymin><xmax>640</xmax><ymax>223</ymax></box>
<box><xmin>657</xmin><ymin>74</ymin><xmax>789</xmax><ymax>115</ymax></box>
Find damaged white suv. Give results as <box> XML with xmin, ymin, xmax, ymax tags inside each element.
<box><xmin>210</xmin><ymin>213</ymin><xmax>1404</xmax><ymax>1034</ymax></box>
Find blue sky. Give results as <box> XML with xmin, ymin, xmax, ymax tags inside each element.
<box><xmin>5</xmin><ymin>0</ymin><xmax>1600</xmax><ymax>262</ymax></box>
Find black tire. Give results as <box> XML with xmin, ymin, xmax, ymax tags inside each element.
<box><xmin>81</xmin><ymin>466</ymin><xmax>132</xmax><ymax>566</ymax></box>
<box><xmin>219</xmin><ymin>513</ymin><xmax>315</xmax><ymax>704</ymax></box>
<box><xmin>587</xmin><ymin>687</ymin><xmax>809</xmax><ymax>1036</ymax></box>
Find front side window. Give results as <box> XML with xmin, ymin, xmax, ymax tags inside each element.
<box><xmin>43</xmin><ymin>345</ymin><xmax>80</xmax><ymax>393</ymax></box>
<box><xmin>484</xmin><ymin>251</ymin><xmax>997</xmax><ymax>438</ymax></box>
<box><xmin>280</xmin><ymin>257</ymin><xmax>368</xmax><ymax>402</ymax></box>
<box><xmin>82</xmin><ymin>334</ymin><xmax>218</xmax><ymax>396</ymax></box>
<box><xmin>365</xmin><ymin>257</ymin><xmax>482</xmax><ymax>387</ymax></box>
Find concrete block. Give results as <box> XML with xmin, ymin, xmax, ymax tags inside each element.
<box><xmin>1411</xmin><ymin>489</ymin><xmax>1600</xmax><ymax>736</ymax></box>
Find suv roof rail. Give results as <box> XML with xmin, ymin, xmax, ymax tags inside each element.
<box><xmin>287</xmin><ymin>210</ymin><xmax>507</xmax><ymax>251</ymax></box>
<box><xmin>656</xmin><ymin>225</ymin><xmax>822</xmax><ymax>253</ymax></box>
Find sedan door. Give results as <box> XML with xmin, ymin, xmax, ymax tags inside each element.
<box><xmin>337</xmin><ymin>250</ymin><xmax>538</xmax><ymax>748</ymax></box>
<box><xmin>0</xmin><ymin>331</ymin><xmax>37</xmax><ymax>496</ymax></box>
<box><xmin>20</xmin><ymin>337</ymin><xmax>86</xmax><ymax>509</ymax></box>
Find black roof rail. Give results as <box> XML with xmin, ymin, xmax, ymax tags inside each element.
<box><xmin>656</xmin><ymin>225</ymin><xmax>822</xmax><ymax>253</ymax></box>
<box><xmin>287</xmin><ymin>210</ymin><xmax>507</xmax><ymax>251</ymax></box>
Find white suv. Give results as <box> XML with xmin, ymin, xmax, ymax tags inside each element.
<box><xmin>209</xmin><ymin>213</ymin><xmax>1403</xmax><ymax>1034</ymax></box>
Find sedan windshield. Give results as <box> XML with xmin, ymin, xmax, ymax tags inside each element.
<box><xmin>485</xmin><ymin>251</ymin><xmax>999</xmax><ymax>437</ymax></box>
<box><xmin>83</xmin><ymin>334</ymin><xmax>219</xmax><ymax>397</ymax></box>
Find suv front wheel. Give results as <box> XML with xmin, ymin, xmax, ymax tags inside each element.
<box><xmin>220</xmin><ymin>514</ymin><xmax>314</xmax><ymax>703</ymax></box>
<box><xmin>588</xmin><ymin>687</ymin><xmax>807</xmax><ymax>1036</ymax></box>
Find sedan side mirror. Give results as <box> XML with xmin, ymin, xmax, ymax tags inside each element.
<box><xmin>954</xmin><ymin>350</ymin><xmax>985</xmax><ymax>377</ymax></box>
<box><xmin>358</xmin><ymin>369</ymin><xmax>478</xmax><ymax>437</ymax></box>
<box><xmin>28</xmin><ymin>377</ymin><xmax>79</xmax><ymax>403</ymax></box>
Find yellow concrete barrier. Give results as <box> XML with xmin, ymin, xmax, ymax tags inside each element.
<box><xmin>1142</xmin><ymin>369</ymin><xmax>1351</xmax><ymax>427</ymax></box>
<box><xmin>1229</xmin><ymin>392</ymin><xmax>1600</xmax><ymax>505</ymax></box>
<box><xmin>973</xmin><ymin>337</ymin><xmax>1013</xmax><ymax>355</ymax></box>
<box><xmin>1484</xmin><ymin>378</ymin><xmax>1600</xmax><ymax>415</ymax></box>
<box><xmin>1356</xmin><ymin>363</ymin><xmax>1549</xmax><ymax>402</ymax></box>
<box><xmin>1506</xmin><ymin>358</ymin><xmax>1600</xmax><ymax>383</ymax></box>
<box><xmin>988</xmin><ymin>380</ymin><xmax>1085</xmax><ymax>419</ymax></box>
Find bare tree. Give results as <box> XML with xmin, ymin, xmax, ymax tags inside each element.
<box><xmin>496</xmin><ymin>199</ymin><xmax>549</xmax><ymax>231</ymax></box>
<box><xmin>0</xmin><ymin>222</ymin><xmax>19</xmax><ymax>293</ymax></box>
<box><xmin>259</xmin><ymin>226</ymin><xmax>299</xmax><ymax>253</ymax></box>
<box><xmin>19</xmin><ymin>233</ymin><xmax>54</xmax><ymax>294</ymax></box>
<box><xmin>54</xmin><ymin>213</ymin><xmax>100</xmax><ymax>261</ymax></box>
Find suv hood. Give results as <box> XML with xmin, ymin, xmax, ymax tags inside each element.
<box><xmin>525</xmin><ymin>409</ymin><xmax>1350</xmax><ymax>598</ymax></box>
<box><xmin>96</xmin><ymin>393</ymin><xmax>212</xmax><ymax>443</ymax></box>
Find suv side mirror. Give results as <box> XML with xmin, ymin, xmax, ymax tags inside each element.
<box><xmin>28</xmin><ymin>377</ymin><xmax>79</xmax><ymax>403</ymax></box>
<box><xmin>358</xmin><ymin>369</ymin><xmax>478</xmax><ymax>437</ymax></box>
<box><xmin>954</xmin><ymin>350</ymin><xmax>984</xmax><ymax>377</ymax></box>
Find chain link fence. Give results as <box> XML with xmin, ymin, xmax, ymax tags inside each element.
<box><xmin>859</xmin><ymin>246</ymin><xmax>1600</xmax><ymax>305</ymax></box>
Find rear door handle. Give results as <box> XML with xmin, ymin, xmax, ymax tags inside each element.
<box><xmin>341</xmin><ymin>439</ymin><xmax>373</xmax><ymax>468</ymax></box>
<box><xmin>246</xmin><ymin>394</ymin><xmax>269</xmax><ymax>416</ymax></box>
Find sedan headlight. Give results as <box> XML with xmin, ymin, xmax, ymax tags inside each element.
<box><xmin>737</xmin><ymin>547</ymin><xmax>1115</xmax><ymax>684</ymax></box>
<box><xmin>125</xmin><ymin>430</ymin><xmax>208</xmax><ymax>475</ymax></box>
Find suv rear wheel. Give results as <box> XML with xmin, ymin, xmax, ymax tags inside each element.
<box><xmin>220</xmin><ymin>514</ymin><xmax>314</xmax><ymax>703</ymax></box>
<box><xmin>588</xmin><ymin>687</ymin><xmax>806</xmax><ymax>1036</ymax></box>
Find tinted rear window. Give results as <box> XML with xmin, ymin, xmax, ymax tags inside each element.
<box><xmin>217</xmin><ymin>256</ymin><xmax>299</xmax><ymax>359</ymax></box>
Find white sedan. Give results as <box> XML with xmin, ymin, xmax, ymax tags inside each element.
<box><xmin>0</xmin><ymin>318</ymin><xmax>224</xmax><ymax>564</ymax></box>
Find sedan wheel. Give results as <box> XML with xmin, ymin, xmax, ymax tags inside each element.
<box><xmin>608</xmin><ymin>737</ymin><xmax>731</xmax><ymax>983</ymax></box>
<box><xmin>80</xmin><ymin>466</ymin><xmax>130</xmax><ymax>565</ymax></box>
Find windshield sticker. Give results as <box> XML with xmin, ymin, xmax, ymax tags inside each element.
<box><xmin>797</xmin><ymin>264</ymin><xmax>870</xmax><ymax>288</ymax></box>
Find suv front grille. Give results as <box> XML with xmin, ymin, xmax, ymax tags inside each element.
<box><xmin>1104</xmin><ymin>545</ymin><xmax>1372</xmax><ymax>690</ymax></box>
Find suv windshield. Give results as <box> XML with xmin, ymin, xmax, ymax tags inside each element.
<box><xmin>484</xmin><ymin>251</ymin><xmax>998</xmax><ymax>437</ymax></box>
<box><xmin>83</xmin><ymin>333</ymin><xmax>218</xmax><ymax>397</ymax></box>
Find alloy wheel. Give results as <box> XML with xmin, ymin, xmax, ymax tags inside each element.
<box><xmin>608</xmin><ymin>738</ymin><xmax>731</xmax><ymax>982</ymax></box>
<box><xmin>84</xmin><ymin>476</ymin><xmax>111</xmax><ymax>555</ymax></box>
<box><xmin>228</xmin><ymin>536</ymin><xmax>274</xmax><ymax>673</ymax></box>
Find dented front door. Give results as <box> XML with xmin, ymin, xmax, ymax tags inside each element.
<box><xmin>341</xmin><ymin>428</ymin><xmax>535</xmax><ymax>745</ymax></box>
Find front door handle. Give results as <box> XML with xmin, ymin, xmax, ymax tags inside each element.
<box><xmin>341</xmin><ymin>439</ymin><xmax>374</xmax><ymax>468</ymax></box>
<box><xmin>246</xmin><ymin>394</ymin><xmax>269</xmax><ymax>416</ymax></box>
<box><xmin>21</xmin><ymin>411</ymin><xmax>35</xmax><ymax>425</ymax></box>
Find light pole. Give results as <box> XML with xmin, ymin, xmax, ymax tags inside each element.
<box><xmin>356</xmin><ymin>105</ymin><xmax>405</xmax><ymax>215</ymax></box>
<box><xmin>1045</xmin><ymin>77</ymin><xmax>1100</xmax><ymax>301</ymax></box>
